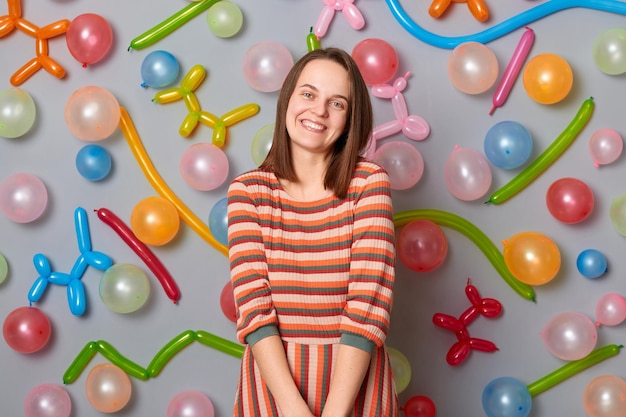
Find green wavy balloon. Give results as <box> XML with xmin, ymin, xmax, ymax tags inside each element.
<box><xmin>394</xmin><ymin>209</ymin><xmax>535</xmax><ymax>302</ymax></box>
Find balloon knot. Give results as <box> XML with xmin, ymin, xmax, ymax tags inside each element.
<box><xmin>82</xmin><ymin>63</ymin><xmax>87</xmax><ymax>68</ymax></box>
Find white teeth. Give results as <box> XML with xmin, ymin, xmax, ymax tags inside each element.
<box><xmin>301</xmin><ymin>120</ymin><xmax>325</xmax><ymax>131</ymax></box>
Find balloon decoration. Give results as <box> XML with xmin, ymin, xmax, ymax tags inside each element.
<box><xmin>206</xmin><ymin>0</ymin><xmax>243</xmax><ymax>38</ymax></box>
<box><xmin>589</xmin><ymin>128</ymin><xmax>623</xmax><ymax>167</ymax></box>
<box><xmin>429</xmin><ymin>0</ymin><xmax>489</xmax><ymax>21</ymax></box>
<box><xmin>592</xmin><ymin>28</ymin><xmax>626</xmax><ymax>75</ymax></box>
<box><xmin>545</xmin><ymin>177</ymin><xmax>594</xmax><ymax>224</ymax></box>
<box><xmin>489</xmin><ymin>27</ymin><xmax>534</xmax><ymax>115</ymax></box>
<box><xmin>64</xmin><ymin>85</ymin><xmax>121</xmax><ymax>141</ymax></box>
<box><xmin>397</xmin><ymin>219</ymin><xmax>448</xmax><ymax>272</ymax></box>
<box><xmin>483</xmin><ymin>120</ymin><xmax>533</xmax><ymax>170</ymax></box>
<box><xmin>140</xmin><ymin>50</ymin><xmax>180</xmax><ymax>88</ymax></box>
<box><xmin>0</xmin><ymin>172</ymin><xmax>48</xmax><ymax>223</ymax></box>
<box><xmin>2</xmin><ymin>306</ymin><xmax>51</xmax><ymax>353</ymax></box>
<box><xmin>502</xmin><ymin>231</ymin><xmax>560</xmax><ymax>285</ymax></box>
<box><xmin>251</xmin><ymin>123</ymin><xmax>274</xmax><ymax>166</ymax></box>
<box><xmin>219</xmin><ymin>280</ymin><xmax>237</xmax><ymax>323</ymax></box>
<box><xmin>583</xmin><ymin>375</ymin><xmax>626</xmax><ymax>417</ymax></box>
<box><xmin>130</xmin><ymin>196</ymin><xmax>181</xmax><ymax>246</ymax></box>
<box><xmin>307</xmin><ymin>27</ymin><xmax>321</xmax><ymax>52</ymax></box>
<box><xmin>609</xmin><ymin>194</ymin><xmax>626</xmax><ymax>236</ymax></box>
<box><xmin>85</xmin><ymin>363</ymin><xmax>132</xmax><ymax>413</ymax></box>
<box><xmin>99</xmin><ymin>264</ymin><xmax>151</xmax><ymax>314</ymax></box>
<box><xmin>373</xmin><ymin>141</ymin><xmax>424</xmax><ymax>191</ymax></box>
<box><xmin>540</xmin><ymin>311</ymin><xmax>597</xmax><ymax>361</ymax></box>
<box><xmin>444</xmin><ymin>145</ymin><xmax>492</xmax><ymax>201</ymax></box>
<box><xmin>242</xmin><ymin>41</ymin><xmax>294</xmax><ymax>92</ymax></box>
<box><xmin>75</xmin><ymin>144</ymin><xmax>112</xmax><ymax>181</ymax></box>
<box><xmin>595</xmin><ymin>293</ymin><xmax>626</xmax><ymax>326</ymax></box>
<box><xmin>522</xmin><ymin>53</ymin><xmax>573</xmax><ymax>104</ymax></box>
<box><xmin>66</xmin><ymin>13</ymin><xmax>113</xmax><ymax>67</ymax></box>
<box><xmin>0</xmin><ymin>87</ymin><xmax>36</xmax><ymax>138</ymax></box>
<box><xmin>403</xmin><ymin>395</ymin><xmax>436</xmax><ymax>417</ymax></box>
<box><xmin>179</xmin><ymin>143</ymin><xmax>229</xmax><ymax>191</ymax></box>
<box><xmin>447</xmin><ymin>42</ymin><xmax>499</xmax><ymax>95</ymax></box>
<box><xmin>0</xmin><ymin>252</ymin><xmax>8</xmax><ymax>284</ymax></box>
<box><xmin>208</xmin><ymin>197</ymin><xmax>228</xmax><ymax>247</ymax></box>
<box><xmin>314</xmin><ymin>0</ymin><xmax>365</xmax><ymax>39</ymax></box>
<box><xmin>576</xmin><ymin>249</ymin><xmax>607</xmax><ymax>279</ymax></box>
<box><xmin>387</xmin><ymin>346</ymin><xmax>412</xmax><ymax>393</ymax></box>
<box><xmin>352</xmin><ymin>38</ymin><xmax>398</xmax><ymax>85</ymax></box>
<box><xmin>23</xmin><ymin>384</ymin><xmax>71</xmax><ymax>417</ymax></box>
<box><xmin>486</xmin><ymin>97</ymin><xmax>594</xmax><ymax>204</ymax></box>
<box><xmin>167</xmin><ymin>390</ymin><xmax>215</xmax><ymax>417</ymax></box>
<box><xmin>482</xmin><ymin>376</ymin><xmax>532</xmax><ymax>417</ymax></box>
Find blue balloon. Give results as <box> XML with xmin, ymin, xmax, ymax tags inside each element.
<box><xmin>577</xmin><ymin>249</ymin><xmax>608</xmax><ymax>279</ymax></box>
<box><xmin>484</xmin><ymin>121</ymin><xmax>533</xmax><ymax>170</ymax></box>
<box><xmin>75</xmin><ymin>144</ymin><xmax>112</xmax><ymax>181</ymax></box>
<box><xmin>482</xmin><ymin>377</ymin><xmax>532</xmax><ymax>417</ymax></box>
<box><xmin>209</xmin><ymin>197</ymin><xmax>228</xmax><ymax>246</ymax></box>
<box><xmin>140</xmin><ymin>50</ymin><xmax>180</xmax><ymax>88</ymax></box>
<box><xmin>67</xmin><ymin>279</ymin><xmax>86</xmax><ymax>316</ymax></box>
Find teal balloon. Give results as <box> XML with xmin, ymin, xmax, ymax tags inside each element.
<box><xmin>141</xmin><ymin>50</ymin><xmax>180</xmax><ymax>88</ymax></box>
<box><xmin>76</xmin><ymin>144</ymin><xmax>112</xmax><ymax>181</ymax></box>
<box><xmin>0</xmin><ymin>87</ymin><xmax>36</xmax><ymax>138</ymax></box>
<box><xmin>482</xmin><ymin>377</ymin><xmax>531</xmax><ymax>417</ymax></box>
<box><xmin>577</xmin><ymin>249</ymin><xmax>607</xmax><ymax>279</ymax></box>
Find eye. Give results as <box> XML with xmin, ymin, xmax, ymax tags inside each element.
<box><xmin>302</xmin><ymin>91</ymin><xmax>313</xmax><ymax>99</ymax></box>
<box><xmin>331</xmin><ymin>100</ymin><xmax>346</xmax><ymax>110</ymax></box>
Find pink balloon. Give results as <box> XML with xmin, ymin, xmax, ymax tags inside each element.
<box><xmin>242</xmin><ymin>41</ymin><xmax>294</xmax><ymax>92</ymax></box>
<box><xmin>444</xmin><ymin>146</ymin><xmax>492</xmax><ymax>201</ymax></box>
<box><xmin>167</xmin><ymin>390</ymin><xmax>215</xmax><ymax>417</ymax></box>
<box><xmin>583</xmin><ymin>375</ymin><xmax>626</xmax><ymax>417</ymax></box>
<box><xmin>589</xmin><ymin>128</ymin><xmax>623</xmax><ymax>167</ymax></box>
<box><xmin>373</xmin><ymin>141</ymin><xmax>424</xmax><ymax>190</ymax></box>
<box><xmin>220</xmin><ymin>280</ymin><xmax>237</xmax><ymax>323</ymax></box>
<box><xmin>595</xmin><ymin>293</ymin><xmax>626</xmax><ymax>326</ymax></box>
<box><xmin>541</xmin><ymin>311</ymin><xmax>597</xmax><ymax>361</ymax></box>
<box><xmin>66</xmin><ymin>14</ymin><xmax>113</xmax><ymax>66</ymax></box>
<box><xmin>65</xmin><ymin>86</ymin><xmax>120</xmax><ymax>141</ymax></box>
<box><xmin>0</xmin><ymin>173</ymin><xmax>48</xmax><ymax>223</ymax></box>
<box><xmin>546</xmin><ymin>177</ymin><xmax>594</xmax><ymax>224</ymax></box>
<box><xmin>85</xmin><ymin>364</ymin><xmax>132</xmax><ymax>413</ymax></box>
<box><xmin>352</xmin><ymin>38</ymin><xmax>399</xmax><ymax>85</ymax></box>
<box><xmin>180</xmin><ymin>143</ymin><xmax>229</xmax><ymax>191</ymax></box>
<box><xmin>397</xmin><ymin>219</ymin><xmax>448</xmax><ymax>272</ymax></box>
<box><xmin>3</xmin><ymin>306</ymin><xmax>51</xmax><ymax>353</ymax></box>
<box><xmin>448</xmin><ymin>42</ymin><xmax>499</xmax><ymax>94</ymax></box>
<box><xmin>24</xmin><ymin>384</ymin><xmax>71</xmax><ymax>417</ymax></box>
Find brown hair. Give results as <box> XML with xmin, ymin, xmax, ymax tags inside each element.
<box><xmin>259</xmin><ymin>47</ymin><xmax>373</xmax><ymax>199</ymax></box>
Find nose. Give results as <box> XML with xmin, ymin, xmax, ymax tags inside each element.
<box><xmin>310</xmin><ymin>101</ymin><xmax>328</xmax><ymax>117</ymax></box>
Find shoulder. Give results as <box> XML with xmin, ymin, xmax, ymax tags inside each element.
<box><xmin>352</xmin><ymin>160</ymin><xmax>391</xmax><ymax>186</ymax></box>
<box><xmin>229</xmin><ymin>168</ymin><xmax>275</xmax><ymax>190</ymax></box>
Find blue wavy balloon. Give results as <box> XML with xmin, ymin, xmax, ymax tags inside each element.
<box><xmin>385</xmin><ymin>0</ymin><xmax>626</xmax><ymax>49</ymax></box>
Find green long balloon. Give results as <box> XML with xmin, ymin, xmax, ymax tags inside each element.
<box><xmin>527</xmin><ymin>343</ymin><xmax>622</xmax><ymax>397</ymax></box>
<box><xmin>394</xmin><ymin>209</ymin><xmax>535</xmax><ymax>301</ymax></box>
<box><xmin>486</xmin><ymin>97</ymin><xmax>595</xmax><ymax>205</ymax></box>
<box><xmin>128</xmin><ymin>0</ymin><xmax>221</xmax><ymax>50</ymax></box>
<box><xmin>147</xmin><ymin>330</ymin><xmax>196</xmax><ymax>377</ymax></box>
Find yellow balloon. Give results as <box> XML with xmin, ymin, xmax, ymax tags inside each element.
<box><xmin>523</xmin><ymin>53</ymin><xmax>573</xmax><ymax>105</ymax></box>
<box><xmin>130</xmin><ymin>196</ymin><xmax>180</xmax><ymax>246</ymax></box>
<box><xmin>502</xmin><ymin>231</ymin><xmax>561</xmax><ymax>285</ymax></box>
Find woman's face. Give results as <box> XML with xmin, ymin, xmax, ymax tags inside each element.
<box><xmin>285</xmin><ymin>58</ymin><xmax>350</xmax><ymax>159</ymax></box>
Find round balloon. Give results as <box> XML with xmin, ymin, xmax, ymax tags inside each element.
<box><xmin>483</xmin><ymin>121</ymin><xmax>533</xmax><ymax>169</ymax></box>
<box><xmin>583</xmin><ymin>375</ymin><xmax>626</xmax><ymax>417</ymax></box>
<box><xmin>502</xmin><ymin>231</ymin><xmax>560</xmax><ymax>285</ymax></box>
<box><xmin>609</xmin><ymin>194</ymin><xmax>626</xmax><ymax>236</ymax></box>
<box><xmin>66</xmin><ymin>13</ymin><xmax>113</xmax><ymax>66</ymax></box>
<box><xmin>403</xmin><ymin>395</ymin><xmax>436</xmax><ymax>417</ymax></box>
<box><xmin>0</xmin><ymin>172</ymin><xmax>48</xmax><ymax>223</ymax></box>
<box><xmin>447</xmin><ymin>41</ymin><xmax>499</xmax><ymax>95</ymax></box>
<box><xmin>482</xmin><ymin>377</ymin><xmax>531</xmax><ymax>417</ymax></box>
<box><xmin>24</xmin><ymin>383</ymin><xmax>71</xmax><ymax>417</ymax></box>
<box><xmin>209</xmin><ymin>197</ymin><xmax>228</xmax><ymax>246</ymax></box>
<box><xmin>545</xmin><ymin>177</ymin><xmax>594</xmax><ymax>224</ymax></box>
<box><xmin>589</xmin><ymin>128</ymin><xmax>623</xmax><ymax>167</ymax></box>
<box><xmin>0</xmin><ymin>87</ymin><xmax>36</xmax><ymax>138</ymax></box>
<box><xmin>65</xmin><ymin>86</ymin><xmax>120</xmax><ymax>141</ymax></box>
<box><xmin>100</xmin><ymin>263</ymin><xmax>151</xmax><ymax>314</ymax></box>
<box><xmin>242</xmin><ymin>41</ymin><xmax>293</xmax><ymax>92</ymax></box>
<box><xmin>85</xmin><ymin>364</ymin><xmax>132</xmax><ymax>413</ymax></box>
<box><xmin>251</xmin><ymin>123</ymin><xmax>274</xmax><ymax>166</ymax></box>
<box><xmin>397</xmin><ymin>219</ymin><xmax>447</xmax><ymax>272</ymax></box>
<box><xmin>351</xmin><ymin>38</ymin><xmax>399</xmax><ymax>85</ymax></box>
<box><xmin>75</xmin><ymin>144</ymin><xmax>112</xmax><ymax>181</ymax></box>
<box><xmin>387</xmin><ymin>347</ymin><xmax>411</xmax><ymax>394</ymax></box>
<box><xmin>0</xmin><ymin>252</ymin><xmax>7</xmax><ymax>284</ymax></box>
<box><xmin>219</xmin><ymin>280</ymin><xmax>237</xmax><ymax>323</ymax></box>
<box><xmin>167</xmin><ymin>390</ymin><xmax>215</xmax><ymax>417</ymax></box>
<box><xmin>3</xmin><ymin>306</ymin><xmax>51</xmax><ymax>353</ymax></box>
<box><xmin>373</xmin><ymin>141</ymin><xmax>424</xmax><ymax>190</ymax></box>
<box><xmin>541</xmin><ymin>311</ymin><xmax>597</xmax><ymax>361</ymax></box>
<box><xmin>444</xmin><ymin>146</ymin><xmax>492</xmax><ymax>201</ymax></box>
<box><xmin>577</xmin><ymin>249</ymin><xmax>607</xmax><ymax>279</ymax></box>
<box><xmin>180</xmin><ymin>143</ymin><xmax>229</xmax><ymax>191</ymax></box>
<box><xmin>206</xmin><ymin>0</ymin><xmax>243</xmax><ymax>38</ymax></box>
<box><xmin>592</xmin><ymin>28</ymin><xmax>626</xmax><ymax>75</ymax></box>
<box><xmin>130</xmin><ymin>196</ymin><xmax>180</xmax><ymax>246</ymax></box>
<box><xmin>595</xmin><ymin>293</ymin><xmax>626</xmax><ymax>327</ymax></box>
<box><xmin>523</xmin><ymin>53</ymin><xmax>573</xmax><ymax>104</ymax></box>
<box><xmin>141</xmin><ymin>50</ymin><xmax>180</xmax><ymax>88</ymax></box>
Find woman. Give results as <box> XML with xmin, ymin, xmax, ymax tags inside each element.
<box><xmin>228</xmin><ymin>47</ymin><xmax>398</xmax><ymax>417</ymax></box>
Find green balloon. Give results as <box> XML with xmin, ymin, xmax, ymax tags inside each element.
<box><xmin>0</xmin><ymin>253</ymin><xmax>7</xmax><ymax>284</ymax></box>
<box><xmin>99</xmin><ymin>263</ymin><xmax>150</xmax><ymax>313</ymax></box>
<box><xmin>206</xmin><ymin>1</ymin><xmax>243</xmax><ymax>38</ymax></box>
<box><xmin>593</xmin><ymin>28</ymin><xmax>626</xmax><ymax>75</ymax></box>
<box><xmin>0</xmin><ymin>87</ymin><xmax>36</xmax><ymax>139</ymax></box>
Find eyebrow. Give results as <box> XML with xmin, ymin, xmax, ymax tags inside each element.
<box><xmin>298</xmin><ymin>83</ymin><xmax>349</xmax><ymax>103</ymax></box>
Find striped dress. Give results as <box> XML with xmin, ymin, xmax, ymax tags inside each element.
<box><xmin>227</xmin><ymin>160</ymin><xmax>398</xmax><ymax>417</ymax></box>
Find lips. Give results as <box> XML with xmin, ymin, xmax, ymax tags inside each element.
<box><xmin>301</xmin><ymin>119</ymin><xmax>326</xmax><ymax>132</ymax></box>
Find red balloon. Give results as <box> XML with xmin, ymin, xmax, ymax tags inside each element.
<box><xmin>546</xmin><ymin>177</ymin><xmax>594</xmax><ymax>224</ymax></box>
<box><xmin>397</xmin><ymin>220</ymin><xmax>448</xmax><ymax>272</ymax></box>
<box><xmin>351</xmin><ymin>38</ymin><xmax>398</xmax><ymax>85</ymax></box>
<box><xmin>66</xmin><ymin>14</ymin><xmax>113</xmax><ymax>66</ymax></box>
<box><xmin>3</xmin><ymin>306</ymin><xmax>51</xmax><ymax>353</ymax></box>
<box><xmin>403</xmin><ymin>395</ymin><xmax>436</xmax><ymax>417</ymax></box>
<box><xmin>220</xmin><ymin>280</ymin><xmax>237</xmax><ymax>323</ymax></box>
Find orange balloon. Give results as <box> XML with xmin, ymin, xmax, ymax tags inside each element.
<box><xmin>85</xmin><ymin>364</ymin><xmax>132</xmax><ymax>413</ymax></box>
<box><xmin>503</xmin><ymin>231</ymin><xmax>561</xmax><ymax>285</ymax></box>
<box><xmin>523</xmin><ymin>53</ymin><xmax>573</xmax><ymax>104</ymax></box>
<box><xmin>130</xmin><ymin>196</ymin><xmax>180</xmax><ymax>246</ymax></box>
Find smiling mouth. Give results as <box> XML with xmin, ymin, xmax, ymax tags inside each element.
<box><xmin>301</xmin><ymin>119</ymin><xmax>326</xmax><ymax>132</ymax></box>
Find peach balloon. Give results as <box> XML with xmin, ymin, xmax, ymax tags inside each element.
<box><xmin>503</xmin><ymin>231</ymin><xmax>561</xmax><ymax>285</ymax></box>
<box><xmin>130</xmin><ymin>196</ymin><xmax>180</xmax><ymax>246</ymax></box>
<box><xmin>85</xmin><ymin>364</ymin><xmax>131</xmax><ymax>413</ymax></box>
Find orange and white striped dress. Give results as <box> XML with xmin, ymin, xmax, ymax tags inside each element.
<box><xmin>227</xmin><ymin>160</ymin><xmax>398</xmax><ymax>417</ymax></box>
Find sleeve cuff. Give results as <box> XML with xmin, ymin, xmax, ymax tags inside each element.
<box><xmin>244</xmin><ymin>325</ymin><xmax>280</xmax><ymax>347</ymax></box>
<box><xmin>340</xmin><ymin>333</ymin><xmax>376</xmax><ymax>353</ymax></box>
